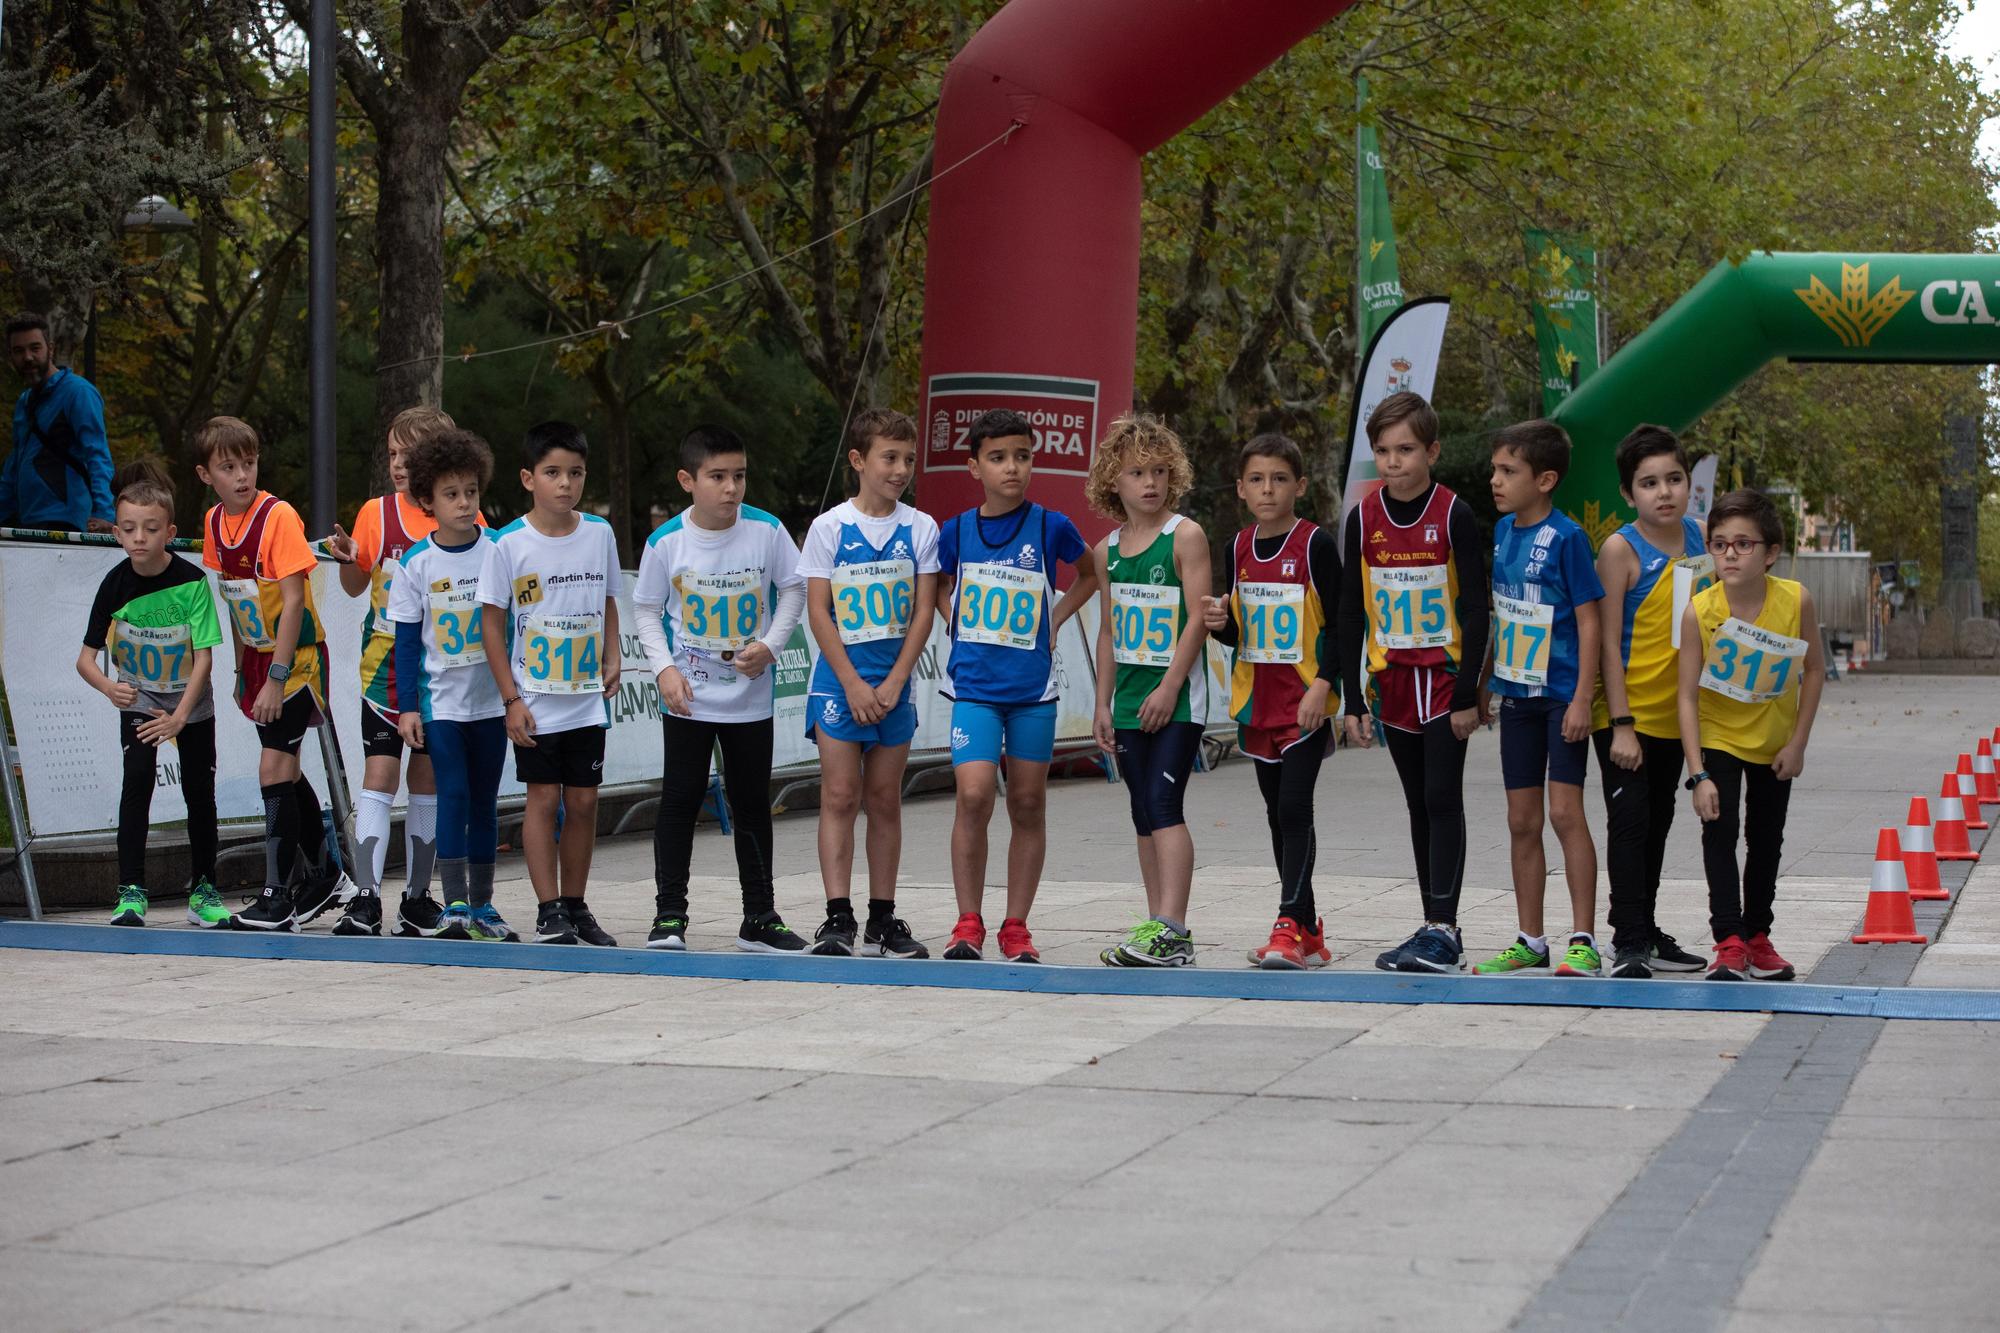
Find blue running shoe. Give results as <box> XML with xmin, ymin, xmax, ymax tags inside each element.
<box><xmin>1393</xmin><ymin>925</ymin><xmax>1465</xmax><ymax>974</ymax></box>
<box><xmin>1375</xmin><ymin>928</ymin><xmax>1424</xmax><ymax>972</ymax></box>
<box><xmin>436</xmin><ymin>901</ymin><xmax>474</xmax><ymax>940</ymax></box>
<box><xmin>470</xmin><ymin>903</ymin><xmax>520</xmax><ymax>942</ymax></box>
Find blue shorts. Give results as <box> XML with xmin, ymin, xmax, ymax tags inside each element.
<box><xmin>807</xmin><ymin>692</ymin><xmax>917</xmax><ymax>750</ymax></box>
<box><xmin>949</xmin><ymin>698</ymin><xmax>1057</xmax><ymax>767</ymax></box>
<box><xmin>1499</xmin><ymin>695</ymin><xmax>1589</xmax><ymax>790</ymax></box>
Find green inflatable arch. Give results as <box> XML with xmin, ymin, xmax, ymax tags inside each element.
<box><xmin>1552</xmin><ymin>252</ymin><xmax>2000</xmax><ymax>544</ymax></box>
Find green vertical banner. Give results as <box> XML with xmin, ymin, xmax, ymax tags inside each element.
<box><xmin>1355</xmin><ymin>76</ymin><xmax>1403</xmax><ymax>365</ymax></box>
<box><xmin>1525</xmin><ymin>229</ymin><xmax>1599</xmax><ymax>416</ymax></box>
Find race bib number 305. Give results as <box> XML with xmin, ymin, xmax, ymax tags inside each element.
<box><xmin>110</xmin><ymin>621</ymin><xmax>193</xmax><ymax>690</ymax></box>
<box><xmin>1236</xmin><ymin>582</ymin><xmax>1305</xmax><ymax>665</ymax></box>
<box><xmin>218</xmin><ymin>577</ymin><xmax>274</xmax><ymax>650</ymax></box>
<box><xmin>1492</xmin><ymin>594</ymin><xmax>1555</xmax><ymax>687</ymax></box>
<box><xmin>957</xmin><ymin>562</ymin><xmax>1043</xmax><ymax>650</ymax></box>
<box><xmin>1701</xmin><ymin>616</ymin><xmax>1807</xmax><ymax>704</ymax></box>
<box><xmin>1110</xmin><ymin>583</ymin><xmax>1180</xmax><ymax>667</ymax></box>
<box><xmin>1367</xmin><ymin>564</ymin><xmax>1453</xmax><ymax>651</ymax></box>
<box><xmin>831</xmin><ymin>561</ymin><xmax>915</xmax><ymax>645</ymax></box>
<box><xmin>522</xmin><ymin>612</ymin><xmax>603</xmax><ymax>695</ymax></box>
<box><xmin>677</xmin><ymin>570</ymin><xmax>764</xmax><ymax>655</ymax></box>
<box><xmin>428</xmin><ymin>582</ymin><xmax>486</xmax><ymax>670</ymax></box>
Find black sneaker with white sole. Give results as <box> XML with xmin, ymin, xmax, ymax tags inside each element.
<box><xmin>293</xmin><ymin>868</ymin><xmax>356</xmax><ymax>926</ymax></box>
<box><xmin>568</xmin><ymin>902</ymin><xmax>618</xmax><ymax>948</ymax></box>
<box><xmin>737</xmin><ymin>913</ymin><xmax>807</xmax><ymax>954</ymax></box>
<box><xmin>232</xmin><ymin>885</ymin><xmax>297</xmax><ymax>931</ymax></box>
<box><xmin>863</xmin><ymin>915</ymin><xmax>930</xmax><ymax>959</ymax></box>
<box><xmin>395</xmin><ymin>893</ymin><xmax>447</xmax><ymax>938</ymax></box>
<box><xmin>331</xmin><ymin>891</ymin><xmax>382</xmax><ymax>936</ymax></box>
<box><xmin>646</xmin><ymin>915</ymin><xmax>689</xmax><ymax>950</ymax></box>
<box><xmin>1608</xmin><ymin>946</ymin><xmax>1653</xmax><ymax>979</ymax></box>
<box><xmin>810</xmin><ymin>913</ymin><xmax>858</xmax><ymax>957</ymax></box>
<box><xmin>1649</xmin><ymin>931</ymin><xmax>1707</xmax><ymax>972</ymax></box>
<box><xmin>535</xmin><ymin>900</ymin><xmax>578</xmax><ymax>944</ymax></box>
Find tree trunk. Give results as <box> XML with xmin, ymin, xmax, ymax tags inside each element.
<box><xmin>371</xmin><ymin>94</ymin><xmax>454</xmax><ymax>468</ymax></box>
<box><xmin>1939</xmin><ymin>411</ymin><xmax>1983</xmax><ymax>621</ymax></box>
<box><xmin>588</xmin><ymin>351</ymin><xmax>636</xmax><ymax>565</ymax></box>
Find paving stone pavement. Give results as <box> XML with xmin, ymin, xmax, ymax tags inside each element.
<box><xmin>4</xmin><ymin>672</ymin><xmax>1999</xmax><ymax>1330</ymax></box>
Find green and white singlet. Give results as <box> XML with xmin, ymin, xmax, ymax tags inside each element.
<box><xmin>1106</xmin><ymin>514</ymin><xmax>1209</xmax><ymax>729</ymax></box>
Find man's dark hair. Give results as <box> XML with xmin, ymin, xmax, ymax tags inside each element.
<box><xmin>406</xmin><ymin>428</ymin><xmax>495</xmax><ymax>505</ymax></box>
<box><xmin>1614</xmin><ymin>424</ymin><xmax>1691</xmax><ymax>492</ymax></box>
<box><xmin>1237</xmin><ymin>432</ymin><xmax>1304</xmax><ymax>480</ymax></box>
<box><xmin>1707</xmin><ymin>488</ymin><xmax>1785</xmax><ymax>549</ymax></box>
<box><xmin>1490</xmin><ymin>419</ymin><xmax>1573</xmax><ymax>482</ymax></box>
<box><xmin>1365</xmin><ymin>390</ymin><xmax>1440</xmax><ymax>446</ymax></box>
<box><xmin>522</xmin><ymin>420</ymin><xmax>588</xmax><ymax>467</ymax></box>
<box><xmin>966</xmin><ymin>408</ymin><xmax>1033</xmax><ymax>456</ymax></box>
<box><xmin>679</xmin><ymin>423</ymin><xmax>747</xmax><ymax>475</ymax></box>
<box><xmin>4</xmin><ymin>314</ymin><xmax>49</xmax><ymax>343</ymax></box>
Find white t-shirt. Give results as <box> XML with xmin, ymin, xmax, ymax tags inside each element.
<box><xmin>796</xmin><ymin>499</ymin><xmax>942</xmax><ymax>581</ymax></box>
<box><xmin>387</xmin><ymin>531</ymin><xmax>507</xmax><ymax>723</ymax></box>
<box><xmin>475</xmin><ymin>513</ymin><xmax>621</xmax><ymax>736</ymax></box>
<box><xmin>633</xmin><ymin>505</ymin><xmax>804</xmax><ymax>723</ymax></box>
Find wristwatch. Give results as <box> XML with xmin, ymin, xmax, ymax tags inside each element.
<box><xmin>1609</xmin><ymin>716</ymin><xmax>1636</xmax><ymax>728</ymax></box>
<box><xmin>267</xmin><ymin>661</ymin><xmax>292</xmax><ymax>683</ymax></box>
<box><xmin>1685</xmin><ymin>770</ymin><xmax>1710</xmax><ymax>791</ymax></box>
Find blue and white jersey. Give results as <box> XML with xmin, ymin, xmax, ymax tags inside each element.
<box><xmin>387</xmin><ymin>530</ymin><xmax>504</xmax><ymax>723</ymax></box>
<box><xmin>1489</xmin><ymin>507</ymin><xmax>1605</xmax><ymax>700</ymax></box>
<box><xmin>633</xmin><ymin>504</ymin><xmax>803</xmax><ymax>723</ymax></box>
<box><xmin>798</xmin><ymin>500</ymin><xmax>940</xmax><ymax>699</ymax></box>
<box><xmin>937</xmin><ymin>501</ymin><xmax>1089</xmax><ymax>705</ymax></box>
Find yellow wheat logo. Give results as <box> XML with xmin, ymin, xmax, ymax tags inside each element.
<box><xmin>1369</xmin><ymin>238</ymin><xmax>1385</xmax><ymax>262</ymax></box>
<box><xmin>1537</xmin><ymin>243</ymin><xmax>1573</xmax><ymax>292</ymax></box>
<box><xmin>1794</xmin><ymin>262</ymin><xmax>1914</xmax><ymax>348</ymax></box>
<box><xmin>1554</xmin><ymin>343</ymin><xmax>1578</xmax><ymax>377</ymax></box>
<box><xmin>1578</xmin><ymin>501</ymin><xmax>1622</xmax><ymax>550</ymax></box>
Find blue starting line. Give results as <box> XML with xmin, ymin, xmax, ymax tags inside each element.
<box><xmin>3</xmin><ymin>921</ymin><xmax>1994</xmax><ymax>1021</ymax></box>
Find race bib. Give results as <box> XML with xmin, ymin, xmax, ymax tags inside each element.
<box><xmin>1236</xmin><ymin>581</ymin><xmax>1304</xmax><ymax>665</ymax></box>
<box><xmin>1110</xmin><ymin>582</ymin><xmax>1180</xmax><ymax>668</ymax></box>
<box><xmin>1669</xmin><ymin>555</ymin><xmax>1716</xmax><ymax>649</ymax></box>
<box><xmin>109</xmin><ymin>621</ymin><xmax>193</xmax><ymax>691</ymax></box>
<box><xmin>1701</xmin><ymin>616</ymin><xmax>1807</xmax><ymax>704</ymax></box>
<box><xmin>1492</xmin><ymin>594</ymin><xmax>1555</xmax><ymax>688</ymax></box>
<box><xmin>957</xmin><ymin>561</ymin><xmax>1043</xmax><ymax>650</ymax></box>
<box><xmin>831</xmin><ymin>560</ymin><xmax>914</xmax><ymax>646</ymax></box>
<box><xmin>218</xmin><ymin>577</ymin><xmax>274</xmax><ymax>650</ymax></box>
<box><xmin>521</xmin><ymin>611</ymin><xmax>603</xmax><ymax>696</ymax></box>
<box><xmin>428</xmin><ymin>581</ymin><xmax>486</xmax><ymax>671</ymax></box>
<box><xmin>1367</xmin><ymin>563</ymin><xmax>1453</xmax><ymax>650</ymax></box>
<box><xmin>678</xmin><ymin>570</ymin><xmax>764</xmax><ymax>655</ymax></box>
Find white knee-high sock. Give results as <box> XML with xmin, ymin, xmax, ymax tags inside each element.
<box><xmin>404</xmin><ymin>793</ymin><xmax>438</xmax><ymax>900</ymax></box>
<box><xmin>354</xmin><ymin>789</ymin><xmax>393</xmax><ymax>895</ymax></box>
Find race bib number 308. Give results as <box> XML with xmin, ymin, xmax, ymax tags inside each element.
<box><xmin>957</xmin><ymin>561</ymin><xmax>1043</xmax><ymax>650</ymax></box>
<box><xmin>831</xmin><ymin>561</ymin><xmax>915</xmax><ymax>645</ymax></box>
<box><xmin>1701</xmin><ymin>616</ymin><xmax>1807</xmax><ymax>704</ymax></box>
<box><xmin>521</xmin><ymin>612</ymin><xmax>603</xmax><ymax>695</ymax></box>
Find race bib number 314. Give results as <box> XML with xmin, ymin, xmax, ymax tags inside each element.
<box><xmin>522</xmin><ymin>612</ymin><xmax>603</xmax><ymax>695</ymax></box>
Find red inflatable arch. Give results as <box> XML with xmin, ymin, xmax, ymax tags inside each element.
<box><xmin>915</xmin><ymin>0</ymin><xmax>1357</xmax><ymax>544</ymax></box>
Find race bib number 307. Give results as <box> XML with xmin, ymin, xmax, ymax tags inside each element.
<box><xmin>110</xmin><ymin>621</ymin><xmax>194</xmax><ymax>690</ymax></box>
<box><xmin>1701</xmin><ymin>616</ymin><xmax>1807</xmax><ymax>704</ymax></box>
<box><xmin>957</xmin><ymin>561</ymin><xmax>1042</xmax><ymax>650</ymax></box>
<box><xmin>521</xmin><ymin>612</ymin><xmax>603</xmax><ymax>695</ymax></box>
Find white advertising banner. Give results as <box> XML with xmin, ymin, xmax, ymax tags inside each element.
<box><xmin>1339</xmin><ymin>296</ymin><xmax>1453</xmax><ymax>520</ymax></box>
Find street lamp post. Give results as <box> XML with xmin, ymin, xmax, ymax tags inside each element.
<box><xmin>82</xmin><ymin>195</ymin><xmax>195</xmax><ymax>385</ymax></box>
<box><xmin>308</xmin><ymin>0</ymin><xmax>336</xmax><ymax>538</ymax></box>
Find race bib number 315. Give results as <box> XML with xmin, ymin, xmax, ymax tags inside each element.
<box><xmin>957</xmin><ymin>561</ymin><xmax>1042</xmax><ymax>650</ymax></box>
<box><xmin>1701</xmin><ymin>616</ymin><xmax>1807</xmax><ymax>704</ymax></box>
<box><xmin>1368</xmin><ymin>564</ymin><xmax>1453</xmax><ymax>651</ymax></box>
<box><xmin>831</xmin><ymin>561</ymin><xmax>915</xmax><ymax>645</ymax></box>
<box><xmin>522</xmin><ymin>612</ymin><xmax>603</xmax><ymax>695</ymax></box>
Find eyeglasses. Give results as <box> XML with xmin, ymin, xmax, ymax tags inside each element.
<box><xmin>1707</xmin><ymin>537</ymin><xmax>1768</xmax><ymax>556</ymax></box>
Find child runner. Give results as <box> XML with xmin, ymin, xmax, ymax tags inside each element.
<box><xmin>1593</xmin><ymin>425</ymin><xmax>1711</xmax><ymax>978</ymax></box>
<box><xmin>1201</xmin><ymin>434</ymin><xmax>1338</xmax><ymax>970</ymax></box>
<box><xmin>633</xmin><ymin>424</ymin><xmax>807</xmax><ymax>953</ymax></box>
<box><xmin>1089</xmin><ymin>414</ymin><xmax>1212</xmax><ymax>967</ymax></box>
<box><xmin>78</xmin><ymin>465</ymin><xmax>226</xmax><ymax>928</ymax></box>
<box><xmin>1677</xmin><ymin>488</ymin><xmax>1823</xmax><ymax>982</ymax></box>
<box><xmin>1336</xmin><ymin>391</ymin><xmax>1490</xmax><ymax>974</ymax></box>
<box><xmin>477</xmin><ymin>421</ymin><xmax>622</xmax><ymax>947</ymax></box>
<box><xmin>937</xmin><ymin>408</ymin><xmax>1098</xmax><ymax>963</ymax></box>
<box><xmin>798</xmin><ymin>409</ymin><xmax>938</xmax><ymax>958</ymax></box>
<box><xmin>1472</xmin><ymin>421</ymin><xmax>1606</xmax><ymax>977</ymax></box>
<box><xmin>389</xmin><ymin>429</ymin><xmax>513</xmax><ymax>942</ymax></box>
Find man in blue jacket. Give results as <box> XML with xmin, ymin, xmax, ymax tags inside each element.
<box><xmin>6</xmin><ymin>314</ymin><xmax>115</xmax><ymax>534</ymax></box>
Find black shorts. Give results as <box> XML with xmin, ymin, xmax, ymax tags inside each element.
<box><xmin>361</xmin><ymin>704</ymin><xmax>425</xmax><ymax>759</ymax></box>
<box><xmin>255</xmin><ymin>687</ymin><xmax>323</xmax><ymax>755</ymax></box>
<box><xmin>515</xmin><ymin>724</ymin><xmax>606</xmax><ymax>789</ymax></box>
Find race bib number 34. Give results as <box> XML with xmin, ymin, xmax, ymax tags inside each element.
<box><xmin>1701</xmin><ymin>616</ymin><xmax>1807</xmax><ymax>704</ymax></box>
<box><xmin>1110</xmin><ymin>583</ymin><xmax>1180</xmax><ymax>667</ymax></box>
<box><xmin>1492</xmin><ymin>594</ymin><xmax>1555</xmax><ymax>687</ymax></box>
<box><xmin>1236</xmin><ymin>582</ymin><xmax>1305</xmax><ymax>665</ymax></box>
<box><xmin>677</xmin><ymin>570</ymin><xmax>764</xmax><ymax>655</ymax></box>
<box><xmin>110</xmin><ymin>621</ymin><xmax>193</xmax><ymax>690</ymax></box>
<box><xmin>1368</xmin><ymin>564</ymin><xmax>1453</xmax><ymax>650</ymax></box>
<box><xmin>428</xmin><ymin>582</ymin><xmax>486</xmax><ymax>670</ymax></box>
<box><xmin>957</xmin><ymin>561</ymin><xmax>1043</xmax><ymax>650</ymax></box>
<box><xmin>831</xmin><ymin>561</ymin><xmax>915</xmax><ymax>645</ymax></box>
<box><xmin>218</xmin><ymin>577</ymin><xmax>273</xmax><ymax>650</ymax></box>
<box><xmin>522</xmin><ymin>612</ymin><xmax>603</xmax><ymax>695</ymax></box>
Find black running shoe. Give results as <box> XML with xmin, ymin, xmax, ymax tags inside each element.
<box><xmin>535</xmin><ymin>900</ymin><xmax>578</xmax><ymax>944</ymax></box>
<box><xmin>331</xmin><ymin>891</ymin><xmax>382</xmax><ymax>937</ymax></box>
<box><xmin>568</xmin><ymin>902</ymin><xmax>618</xmax><ymax>948</ymax></box>
<box><xmin>1649</xmin><ymin>930</ymin><xmax>1707</xmax><ymax>973</ymax></box>
<box><xmin>810</xmin><ymin>913</ymin><xmax>858</xmax><ymax>957</ymax></box>
<box><xmin>646</xmin><ymin>915</ymin><xmax>688</xmax><ymax>950</ymax></box>
<box><xmin>863</xmin><ymin>915</ymin><xmax>930</xmax><ymax>960</ymax></box>
<box><xmin>232</xmin><ymin>885</ymin><xmax>297</xmax><ymax>932</ymax></box>
<box><xmin>1392</xmin><ymin>925</ymin><xmax>1465</xmax><ymax>974</ymax></box>
<box><xmin>293</xmin><ymin>867</ymin><xmax>356</xmax><ymax>926</ymax></box>
<box><xmin>1609</xmin><ymin>947</ymin><xmax>1653</xmax><ymax>979</ymax></box>
<box><xmin>1375</xmin><ymin>928</ymin><xmax>1424</xmax><ymax>972</ymax></box>
<box><xmin>395</xmin><ymin>893</ymin><xmax>447</xmax><ymax>938</ymax></box>
<box><xmin>737</xmin><ymin>912</ymin><xmax>807</xmax><ymax>954</ymax></box>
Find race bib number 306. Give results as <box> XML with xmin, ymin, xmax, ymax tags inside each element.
<box><xmin>1236</xmin><ymin>582</ymin><xmax>1305</xmax><ymax>665</ymax></box>
<box><xmin>957</xmin><ymin>561</ymin><xmax>1043</xmax><ymax>650</ymax></box>
<box><xmin>831</xmin><ymin>560</ymin><xmax>915</xmax><ymax>645</ymax></box>
<box><xmin>1368</xmin><ymin>563</ymin><xmax>1453</xmax><ymax>650</ymax></box>
<box><xmin>677</xmin><ymin>570</ymin><xmax>764</xmax><ymax>655</ymax></box>
<box><xmin>110</xmin><ymin>621</ymin><xmax>194</xmax><ymax>690</ymax></box>
<box><xmin>1492</xmin><ymin>594</ymin><xmax>1554</xmax><ymax>687</ymax></box>
<box><xmin>1110</xmin><ymin>583</ymin><xmax>1180</xmax><ymax>667</ymax></box>
<box><xmin>522</xmin><ymin>612</ymin><xmax>603</xmax><ymax>695</ymax></box>
<box><xmin>1701</xmin><ymin>616</ymin><xmax>1807</xmax><ymax>704</ymax></box>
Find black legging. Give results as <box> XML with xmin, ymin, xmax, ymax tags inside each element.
<box><xmin>653</xmin><ymin>714</ymin><xmax>775</xmax><ymax>919</ymax></box>
<box><xmin>119</xmin><ymin>712</ymin><xmax>217</xmax><ymax>889</ymax></box>
<box><xmin>1384</xmin><ymin>718</ymin><xmax>1468</xmax><ymax>925</ymax></box>
<box><xmin>1252</xmin><ymin>724</ymin><xmax>1328</xmax><ymax>924</ymax></box>
<box><xmin>1592</xmin><ymin>728</ymin><xmax>1685</xmax><ymax>952</ymax></box>
<box><xmin>1700</xmin><ymin>747</ymin><xmax>1792</xmax><ymax>943</ymax></box>
<box><xmin>1115</xmin><ymin>721</ymin><xmax>1203</xmax><ymax>835</ymax></box>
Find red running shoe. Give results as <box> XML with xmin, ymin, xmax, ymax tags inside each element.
<box><xmin>1706</xmin><ymin>935</ymin><xmax>1749</xmax><ymax>981</ymax></box>
<box><xmin>943</xmin><ymin>912</ymin><xmax>986</xmax><ymax>961</ymax></box>
<box><xmin>1744</xmin><ymin>933</ymin><xmax>1795</xmax><ymax>981</ymax></box>
<box><xmin>1249</xmin><ymin>916</ymin><xmax>1330</xmax><ymax>970</ymax></box>
<box><xmin>997</xmin><ymin>917</ymin><xmax>1040</xmax><ymax>963</ymax></box>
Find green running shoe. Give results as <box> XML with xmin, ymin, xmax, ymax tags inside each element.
<box><xmin>1473</xmin><ymin>937</ymin><xmax>1549</xmax><ymax>975</ymax></box>
<box><xmin>185</xmin><ymin>878</ymin><xmax>230</xmax><ymax>929</ymax></box>
<box><xmin>1554</xmin><ymin>936</ymin><xmax>1603</xmax><ymax>977</ymax></box>
<box><xmin>1115</xmin><ymin>919</ymin><xmax>1195</xmax><ymax>967</ymax></box>
<box><xmin>110</xmin><ymin>885</ymin><xmax>147</xmax><ymax>927</ymax></box>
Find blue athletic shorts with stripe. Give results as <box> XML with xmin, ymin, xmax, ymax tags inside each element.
<box><xmin>806</xmin><ymin>692</ymin><xmax>917</xmax><ymax>750</ymax></box>
<box><xmin>1499</xmin><ymin>695</ymin><xmax>1589</xmax><ymax>790</ymax></box>
<box><xmin>949</xmin><ymin>698</ymin><xmax>1057</xmax><ymax>767</ymax></box>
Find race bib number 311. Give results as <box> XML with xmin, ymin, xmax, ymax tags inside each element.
<box><xmin>1701</xmin><ymin>616</ymin><xmax>1807</xmax><ymax>704</ymax></box>
<box><xmin>522</xmin><ymin>612</ymin><xmax>603</xmax><ymax>695</ymax></box>
<box><xmin>957</xmin><ymin>561</ymin><xmax>1043</xmax><ymax>650</ymax></box>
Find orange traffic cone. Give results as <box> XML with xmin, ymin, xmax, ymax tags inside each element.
<box><xmin>1853</xmin><ymin>828</ymin><xmax>1927</xmax><ymax>944</ymax></box>
<box><xmin>1902</xmin><ymin>797</ymin><xmax>1948</xmax><ymax>900</ymax></box>
<box><xmin>1935</xmin><ymin>774</ymin><xmax>1981</xmax><ymax>862</ymax></box>
<box><xmin>1956</xmin><ymin>756</ymin><xmax>1988</xmax><ymax>830</ymax></box>
<box><xmin>1976</xmin><ymin>741</ymin><xmax>2000</xmax><ymax>806</ymax></box>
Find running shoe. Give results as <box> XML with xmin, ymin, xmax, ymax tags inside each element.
<box><xmin>1608</xmin><ymin>947</ymin><xmax>1653</xmax><ymax>979</ymax></box>
<box><xmin>943</xmin><ymin>912</ymin><xmax>986</xmax><ymax>961</ymax></box>
<box><xmin>1392</xmin><ymin>924</ymin><xmax>1464</xmax><ymax>974</ymax></box>
<box><xmin>110</xmin><ymin>885</ymin><xmax>147</xmax><ymax>927</ymax></box>
<box><xmin>1744</xmin><ymin>932</ymin><xmax>1795</xmax><ymax>982</ymax></box>
<box><xmin>185</xmin><ymin>878</ymin><xmax>230</xmax><ymax>929</ymax></box>
<box><xmin>1554</xmin><ymin>935</ymin><xmax>1602</xmax><ymax>978</ymax></box>
<box><xmin>470</xmin><ymin>903</ymin><xmax>519</xmax><ymax>942</ymax></box>
<box><xmin>996</xmin><ymin>918</ymin><xmax>1040</xmax><ymax>963</ymax></box>
<box><xmin>1099</xmin><ymin>945</ymin><xmax>1127</xmax><ymax>967</ymax></box>
<box><xmin>1706</xmin><ymin>935</ymin><xmax>1748</xmax><ymax>981</ymax></box>
<box><xmin>863</xmin><ymin>915</ymin><xmax>929</xmax><ymax>959</ymax></box>
<box><xmin>569</xmin><ymin>902</ymin><xmax>618</xmax><ymax>947</ymax></box>
<box><xmin>1473</xmin><ymin>937</ymin><xmax>1550</xmax><ymax>976</ymax></box>
<box><xmin>535</xmin><ymin>900</ymin><xmax>578</xmax><ymax>944</ymax></box>
<box><xmin>395</xmin><ymin>892</ymin><xmax>447</xmax><ymax>938</ymax></box>
<box><xmin>1249</xmin><ymin>917</ymin><xmax>1307</xmax><ymax>970</ymax></box>
<box><xmin>294</xmin><ymin>867</ymin><xmax>356</xmax><ymax>926</ymax></box>
<box><xmin>1375</xmin><ymin>928</ymin><xmax>1425</xmax><ymax>972</ymax></box>
<box><xmin>435</xmin><ymin>901</ymin><xmax>474</xmax><ymax>941</ymax></box>
<box><xmin>1649</xmin><ymin>931</ymin><xmax>1707</xmax><ymax>973</ymax></box>
<box><xmin>738</xmin><ymin>912</ymin><xmax>806</xmax><ymax>954</ymax></box>
<box><xmin>232</xmin><ymin>884</ymin><xmax>296</xmax><ymax>931</ymax></box>
<box><xmin>331</xmin><ymin>891</ymin><xmax>382</xmax><ymax>937</ymax></box>
<box><xmin>810</xmin><ymin>912</ymin><xmax>858</xmax><ymax>957</ymax></box>
<box><xmin>646</xmin><ymin>915</ymin><xmax>689</xmax><ymax>951</ymax></box>
<box><xmin>1117</xmin><ymin>920</ymin><xmax>1194</xmax><ymax>967</ymax></box>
